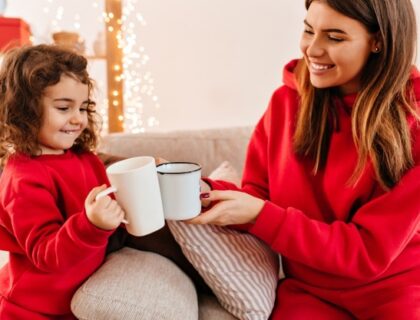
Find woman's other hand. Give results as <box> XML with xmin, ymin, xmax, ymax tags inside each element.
<box><xmin>189</xmin><ymin>190</ymin><xmax>264</xmax><ymax>226</ymax></box>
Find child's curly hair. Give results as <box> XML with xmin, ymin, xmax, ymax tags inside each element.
<box><xmin>0</xmin><ymin>44</ymin><xmax>100</xmax><ymax>165</ymax></box>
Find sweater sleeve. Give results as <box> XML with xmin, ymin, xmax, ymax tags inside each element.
<box><xmin>245</xmin><ymin>96</ymin><xmax>420</xmax><ymax>280</ymax></box>
<box><xmin>250</xmin><ymin>166</ymin><xmax>420</xmax><ymax>280</ymax></box>
<box><xmin>4</xmin><ymin>164</ymin><xmax>113</xmax><ymax>273</ymax></box>
<box><xmin>206</xmin><ymin>92</ymin><xmax>420</xmax><ymax>281</ymax></box>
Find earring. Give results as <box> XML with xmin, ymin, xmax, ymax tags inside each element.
<box><xmin>374</xmin><ymin>47</ymin><xmax>380</xmax><ymax>53</ymax></box>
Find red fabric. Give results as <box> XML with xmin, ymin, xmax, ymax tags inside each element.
<box><xmin>271</xmin><ymin>276</ymin><xmax>420</xmax><ymax>319</ymax></box>
<box><xmin>0</xmin><ymin>17</ymin><xmax>32</xmax><ymax>52</ymax></box>
<box><xmin>207</xmin><ymin>59</ymin><xmax>420</xmax><ymax>314</ymax></box>
<box><xmin>0</xmin><ymin>150</ymin><xmax>114</xmax><ymax>318</ymax></box>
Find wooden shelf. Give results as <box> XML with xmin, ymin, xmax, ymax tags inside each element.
<box><xmin>105</xmin><ymin>0</ymin><xmax>124</xmax><ymax>133</ymax></box>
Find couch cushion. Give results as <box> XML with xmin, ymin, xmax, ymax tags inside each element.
<box><xmin>98</xmin><ymin>126</ymin><xmax>253</xmax><ymax>176</ymax></box>
<box><xmin>71</xmin><ymin>248</ymin><xmax>198</xmax><ymax>320</ymax></box>
<box><xmin>199</xmin><ymin>294</ymin><xmax>237</xmax><ymax>320</ymax></box>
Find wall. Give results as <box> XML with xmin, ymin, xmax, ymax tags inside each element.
<box><xmin>137</xmin><ymin>0</ymin><xmax>304</xmax><ymax>131</ymax></box>
<box><xmin>5</xmin><ymin>0</ymin><xmax>420</xmax><ymax>131</ymax></box>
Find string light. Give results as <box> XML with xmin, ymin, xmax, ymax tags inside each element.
<box><xmin>108</xmin><ymin>0</ymin><xmax>160</xmax><ymax>133</ymax></box>
<box><xmin>41</xmin><ymin>0</ymin><xmax>160</xmax><ymax>133</ymax></box>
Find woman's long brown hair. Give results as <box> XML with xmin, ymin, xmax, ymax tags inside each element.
<box><xmin>294</xmin><ymin>0</ymin><xmax>418</xmax><ymax>190</ymax></box>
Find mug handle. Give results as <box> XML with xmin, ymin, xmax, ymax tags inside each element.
<box><xmin>95</xmin><ymin>186</ymin><xmax>129</xmax><ymax>224</ymax></box>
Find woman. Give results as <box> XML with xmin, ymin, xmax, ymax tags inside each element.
<box><xmin>192</xmin><ymin>0</ymin><xmax>420</xmax><ymax>318</ymax></box>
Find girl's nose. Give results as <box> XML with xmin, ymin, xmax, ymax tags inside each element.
<box><xmin>70</xmin><ymin>111</ymin><xmax>83</xmax><ymax>124</ymax></box>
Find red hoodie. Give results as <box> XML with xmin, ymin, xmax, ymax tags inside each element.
<box><xmin>0</xmin><ymin>151</ymin><xmax>113</xmax><ymax>319</ymax></box>
<box><xmin>208</xmin><ymin>60</ymin><xmax>420</xmax><ymax>289</ymax></box>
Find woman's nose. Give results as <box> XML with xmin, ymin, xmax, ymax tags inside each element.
<box><xmin>305</xmin><ymin>36</ymin><xmax>325</xmax><ymax>57</ymax></box>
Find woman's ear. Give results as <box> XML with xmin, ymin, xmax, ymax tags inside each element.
<box><xmin>371</xmin><ymin>33</ymin><xmax>383</xmax><ymax>53</ymax></box>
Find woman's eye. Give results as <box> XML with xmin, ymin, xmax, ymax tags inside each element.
<box><xmin>56</xmin><ymin>106</ymin><xmax>69</xmax><ymax>111</ymax></box>
<box><xmin>328</xmin><ymin>35</ymin><xmax>344</xmax><ymax>42</ymax></box>
<box><xmin>80</xmin><ymin>108</ymin><xmax>88</xmax><ymax>112</ymax></box>
<box><xmin>304</xmin><ymin>29</ymin><xmax>314</xmax><ymax>35</ymax></box>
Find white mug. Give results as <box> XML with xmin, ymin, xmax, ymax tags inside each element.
<box><xmin>157</xmin><ymin>162</ymin><xmax>202</xmax><ymax>220</ymax></box>
<box><xmin>96</xmin><ymin>156</ymin><xmax>165</xmax><ymax>237</ymax></box>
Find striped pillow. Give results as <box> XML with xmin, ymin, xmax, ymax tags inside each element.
<box><xmin>167</xmin><ymin>221</ymin><xmax>279</xmax><ymax>320</ymax></box>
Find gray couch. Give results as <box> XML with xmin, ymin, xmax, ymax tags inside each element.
<box><xmin>0</xmin><ymin>126</ymin><xmax>254</xmax><ymax>319</ymax></box>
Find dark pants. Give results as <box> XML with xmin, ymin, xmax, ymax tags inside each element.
<box><xmin>106</xmin><ymin>224</ymin><xmax>211</xmax><ymax>294</ymax></box>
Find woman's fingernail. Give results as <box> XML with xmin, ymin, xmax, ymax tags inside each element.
<box><xmin>200</xmin><ymin>192</ymin><xmax>210</xmax><ymax>199</ymax></box>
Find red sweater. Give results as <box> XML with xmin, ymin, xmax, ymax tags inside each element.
<box><xmin>209</xmin><ymin>60</ymin><xmax>420</xmax><ymax>289</ymax></box>
<box><xmin>0</xmin><ymin>150</ymin><xmax>113</xmax><ymax>319</ymax></box>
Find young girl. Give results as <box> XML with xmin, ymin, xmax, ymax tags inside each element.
<box><xmin>0</xmin><ymin>44</ymin><xmax>125</xmax><ymax>319</ymax></box>
<box><xmin>193</xmin><ymin>0</ymin><xmax>420</xmax><ymax>318</ymax></box>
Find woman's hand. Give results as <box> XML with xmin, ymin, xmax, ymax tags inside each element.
<box><xmin>189</xmin><ymin>190</ymin><xmax>265</xmax><ymax>226</ymax></box>
<box><xmin>200</xmin><ymin>179</ymin><xmax>212</xmax><ymax>207</ymax></box>
<box><xmin>85</xmin><ymin>184</ymin><xmax>125</xmax><ymax>230</ymax></box>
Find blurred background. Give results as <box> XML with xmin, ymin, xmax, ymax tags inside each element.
<box><xmin>2</xmin><ymin>0</ymin><xmax>420</xmax><ymax>133</ymax></box>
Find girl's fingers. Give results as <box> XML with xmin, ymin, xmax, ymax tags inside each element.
<box><xmin>103</xmin><ymin>200</ymin><xmax>124</xmax><ymax>215</ymax></box>
<box><xmin>155</xmin><ymin>157</ymin><xmax>169</xmax><ymax>165</ymax></box>
<box><xmin>85</xmin><ymin>184</ymin><xmax>107</xmax><ymax>205</ymax></box>
<box><xmin>118</xmin><ymin>208</ymin><xmax>126</xmax><ymax>221</ymax></box>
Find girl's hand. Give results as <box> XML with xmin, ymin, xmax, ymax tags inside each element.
<box><xmin>155</xmin><ymin>157</ymin><xmax>168</xmax><ymax>165</ymax></box>
<box><xmin>189</xmin><ymin>190</ymin><xmax>265</xmax><ymax>226</ymax></box>
<box><xmin>85</xmin><ymin>184</ymin><xmax>125</xmax><ymax>230</ymax></box>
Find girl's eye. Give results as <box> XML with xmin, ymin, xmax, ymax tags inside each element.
<box><xmin>80</xmin><ymin>108</ymin><xmax>88</xmax><ymax>112</ymax></box>
<box><xmin>56</xmin><ymin>106</ymin><xmax>69</xmax><ymax>111</ymax></box>
<box><xmin>304</xmin><ymin>29</ymin><xmax>314</xmax><ymax>35</ymax></box>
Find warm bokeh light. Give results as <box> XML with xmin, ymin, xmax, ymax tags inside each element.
<box><xmin>42</xmin><ymin>0</ymin><xmax>160</xmax><ymax>133</ymax></box>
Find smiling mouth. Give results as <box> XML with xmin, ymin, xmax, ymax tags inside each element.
<box><xmin>310</xmin><ymin>62</ymin><xmax>335</xmax><ymax>71</ymax></box>
<box><xmin>61</xmin><ymin>130</ymin><xmax>81</xmax><ymax>135</ymax></box>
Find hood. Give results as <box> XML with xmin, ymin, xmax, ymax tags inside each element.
<box><xmin>282</xmin><ymin>59</ymin><xmax>300</xmax><ymax>90</ymax></box>
<box><xmin>410</xmin><ymin>66</ymin><xmax>420</xmax><ymax>104</ymax></box>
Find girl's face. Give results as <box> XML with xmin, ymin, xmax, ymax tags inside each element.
<box><xmin>37</xmin><ymin>74</ymin><xmax>90</xmax><ymax>155</ymax></box>
<box><xmin>300</xmin><ymin>1</ymin><xmax>379</xmax><ymax>94</ymax></box>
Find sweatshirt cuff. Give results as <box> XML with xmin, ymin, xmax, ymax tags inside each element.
<box><xmin>70</xmin><ymin>211</ymin><xmax>114</xmax><ymax>247</ymax></box>
<box><xmin>249</xmin><ymin>201</ymin><xmax>286</xmax><ymax>245</ymax></box>
<box><xmin>202</xmin><ymin>177</ymin><xmax>240</xmax><ymax>191</ymax></box>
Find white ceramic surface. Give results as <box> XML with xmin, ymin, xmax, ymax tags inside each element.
<box><xmin>157</xmin><ymin>162</ymin><xmax>201</xmax><ymax>220</ymax></box>
<box><xmin>103</xmin><ymin>156</ymin><xmax>165</xmax><ymax>236</ymax></box>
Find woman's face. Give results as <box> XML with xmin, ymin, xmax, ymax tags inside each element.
<box><xmin>300</xmin><ymin>0</ymin><xmax>378</xmax><ymax>94</ymax></box>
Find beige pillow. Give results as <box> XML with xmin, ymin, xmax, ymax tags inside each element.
<box><xmin>167</xmin><ymin>161</ymin><xmax>279</xmax><ymax>320</ymax></box>
<box><xmin>71</xmin><ymin>248</ymin><xmax>198</xmax><ymax>320</ymax></box>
